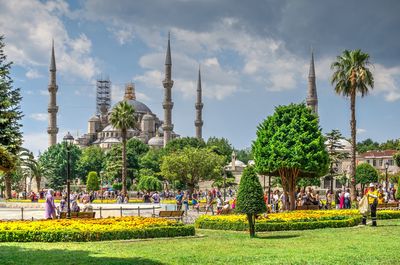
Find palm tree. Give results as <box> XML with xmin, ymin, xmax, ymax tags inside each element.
<box><xmin>331</xmin><ymin>49</ymin><xmax>374</xmax><ymax>200</ymax></box>
<box><xmin>110</xmin><ymin>101</ymin><xmax>136</xmax><ymax>194</ymax></box>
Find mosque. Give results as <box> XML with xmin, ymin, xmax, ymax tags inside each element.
<box><xmin>46</xmin><ymin>34</ymin><xmax>204</xmax><ymax>150</ymax></box>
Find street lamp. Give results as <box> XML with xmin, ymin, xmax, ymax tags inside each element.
<box><xmin>100</xmin><ymin>170</ymin><xmax>104</xmax><ymax>203</ymax></box>
<box><xmin>223</xmin><ymin>166</ymin><xmax>227</xmax><ymax>201</ymax></box>
<box><xmin>63</xmin><ymin>132</ymin><xmax>74</xmax><ymax>219</ymax></box>
<box><xmin>385</xmin><ymin>161</ymin><xmax>389</xmax><ymax>194</ymax></box>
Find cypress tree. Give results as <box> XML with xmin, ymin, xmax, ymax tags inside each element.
<box><xmin>236</xmin><ymin>166</ymin><xmax>266</xmax><ymax>237</ymax></box>
<box><xmin>0</xmin><ymin>36</ymin><xmax>23</xmax><ymax>198</ymax></box>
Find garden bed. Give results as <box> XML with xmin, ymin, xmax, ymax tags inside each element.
<box><xmin>0</xmin><ymin>216</ymin><xmax>195</xmax><ymax>242</ymax></box>
<box><xmin>195</xmin><ymin>210</ymin><xmax>400</xmax><ymax>232</ymax></box>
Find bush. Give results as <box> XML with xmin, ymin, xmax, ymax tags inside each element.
<box><xmin>195</xmin><ymin>209</ymin><xmax>400</xmax><ymax>232</ymax></box>
<box><xmin>236</xmin><ymin>166</ymin><xmax>266</xmax><ymax>237</ymax></box>
<box><xmin>86</xmin><ymin>171</ymin><xmax>99</xmax><ymax>191</ymax></box>
<box><xmin>0</xmin><ymin>217</ymin><xmax>195</xmax><ymax>242</ymax></box>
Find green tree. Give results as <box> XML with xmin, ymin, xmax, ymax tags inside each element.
<box><xmin>86</xmin><ymin>171</ymin><xmax>100</xmax><ymax>192</ymax></box>
<box><xmin>139</xmin><ymin>149</ymin><xmax>165</xmax><ymax>174</ymax></box>
<box><xmin>357</xmin><ymin>138</ymin><xmax>380</xmax><ymax>153</ymax></box>
<box><xmin>206</xmin><ymin>137</ymin><xmax>233</xmax><ymax>163</ymax></box>
<box><xmin>236</xmin><ymin>147</ymin><xmax>253</xmax><ymax>165</ymax></box>
<box><xmin>394</xmin><ymin>152</ymin><xmax>400</xmax><ymax>168</ymax></box>
<box><xmin>253</xmin><ymin>103</ymin><xmax>329</xmax><ymax>210</ymax></box>
<box><xmin>0</xmin><ymin>145</ymin><xmax>15</xmax><ymax>173</ymax></box>
<box><xmin>104</xmin><ymin>138</ymin><xmax>149</xmax><ymax>183</ymax></box>
<box><xmin>212</xmin><ymin>171</ymin><xmax>237</xmax><ymax>189</ymax></box>
<box><xmin>0</xmin><ymin>36</ymin><xmax>23</xmax><ymax>198</ymax></box>
<box><xmin>380</xmin><ymin>139</ymin><xmax>400</xmax><ymax>151</ymax></box>
<box><xmin>355</xmin><ymin>163</ymin><xmax>379</xmax><ymax>191</ymax></box>
<box><xmin>160</xmin><ymin>147</ymin><xmax>225</xmax><ymax>194</ymax></box>
<box><xmin>325</xmin><ymin>129</ymin><xmax>350</xmax><ymax>190</ymax></box>
<box><xmin>331</xmin><ymin>49</ymin><xmax>374</xmax><ymax>200</ymax></box>
<box><xmin>77</xmin><ymin>146</ymin><xmax>105</xmax><ymax>181</ymax></box>
<box><xmin>38</xmin><ymin>143</ymin><xmax>82</xmax><ymax>190</ymax></box>
<box><xmin>236</xmin><ymin>166</ymin><xmax>266</xmax><ymax>238</ymax></box>
<box><xmin>109</xmin><ymin>101</ymin><xmax>136</xmax><ymax>194</ymax></box>
<box><xmin>396</xmin><ymin>178</ymin><xmax>400</xmax><ymax>200</ymax></box>
<box><xmin>164</xmin><ymin>137</ymin><xmax>206</xmax><ymax>154</ymax></box>
<box><xmin>137</xmin><ymin>175</ymin><xmax>162</xmax><ymax>192</ymax></box>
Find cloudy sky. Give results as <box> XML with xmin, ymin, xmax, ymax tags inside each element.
<box><xmin>1</xmin><ymin>0</ymin><xmax>400</xmax><ymax>155</ymax></box>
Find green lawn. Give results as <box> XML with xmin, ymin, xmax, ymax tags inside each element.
<box><xmin>1</xmin><ymin>219</ymin><xmax>399</xmax><ymax>265</ymax></box>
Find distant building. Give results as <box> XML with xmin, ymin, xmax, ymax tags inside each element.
<box><xmin>357</xmin><ymin>150</ymin><xmax>399</xmax><ymax>174</ymax></box>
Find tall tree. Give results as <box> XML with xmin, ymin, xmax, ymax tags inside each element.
<box><xmin>355</xmin><ymin>163</ymin><xmax>379</xmax><ymax>191</ymax></box>
<box><xmin>253</xmin><ymin>103</ymin><xmax>329</xmax><ymax>210</ymax></box>
<box><xmin>325</xmin><ymin>129</ymin><xmax>350</xmax><ymax>191</ymax></box>
<box><xmin>331</xmin><ymin>49</ymin><xmax>374</xmax><ymax>200</ymax></box>
<box><xmin>77</xmin><ymin>146</ymin><xmax>105</xmax><ymax>182</ymax></box>
<box><xmin>160</xmin><ymin>147</ymin><xmax>225</xmax><ymax>194</ymax></box>
<box><xmin>236</xmin><ymin>166</ymin><xmax>266</xmax><ymax>238</ymax></box>
<box><xmin>206</xmin><ymin>137</ymin><xmax>233</xmax><ymax>163</ymax></box>
<box><xmin>0</xmin><ymin>36</ymin><xmax>23</xmax><ymax>198</ymax></box>
<box><xmin>164</xmin><ymin>137</ymin><xmax>206</xmax><ymax>154</ymax></box>
<box><xmin>38</xmin><ymin>143</ymin><xmax>81</xmax><ymax>190</ymax></box>
<box><xmin>109</xmin><ymin>101</ymin><xmax>136</xmax><ymax>194</ymax></box>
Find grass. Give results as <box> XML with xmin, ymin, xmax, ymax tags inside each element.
<box><xmin>0</xmin><ymin>219</ymin><xmax>399</xmax><ymax>265</ymax></box>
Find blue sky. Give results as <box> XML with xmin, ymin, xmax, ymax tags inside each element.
<box><xmin>1</xmin><ymin>0</ymin><xmax>400</xmax><ymax>155</ymax></box>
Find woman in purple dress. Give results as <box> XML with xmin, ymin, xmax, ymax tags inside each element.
<box><xmin>45</xmin><ymin>189</ymin><xmax>56</xmax><ymax>219</ymax></box>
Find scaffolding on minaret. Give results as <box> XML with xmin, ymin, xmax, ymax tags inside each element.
<box><xmin>96</xmin><ymin>76</ymin><xmax>111</xmax><ymax>114</ymax></box>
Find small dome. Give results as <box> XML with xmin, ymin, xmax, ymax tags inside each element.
<box><xmin>111</xmin><ymin>99</ymin><xmax>152</xmax><ymax>114</ymax></box>
<box><xmin>142</xmin><ymin>113</ymin><xmax>154</xmax><ymax>121</ymax></box>
<box><xmin>89</xmin><ymin>115</ymin><xmax>100</xmax><ymax>122</ymax></box>
<box><xmin>248</xmin><ymin>160</ymin><xmax>255</xmax><ymax>166</ymax></box>
<box><xmin>325</xmin><ymin>139</ymin><xmax>352</xmax><ymax>152</ymax></box>
<box><xmin>102</xmin><ymin>137</ymin><xmax>120</xmax><ymax>144</ymax></box>
<box><xmin>148</xmin><ymin>136</ymin><xmax>164</xmax><ymax>147</ymax></box>
<box><xmin>234</xmin><ymin>160</ymin><xmax>246</xmax><ymax>167</ymax></box>
<box><xmin>103</xmin><ymin>125</ymin><xmax>118</xmax><ymax>132</ymax></box>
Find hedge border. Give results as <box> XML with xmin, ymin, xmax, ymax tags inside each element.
<box><xmin>0</xmin><ymin>225</ymin><xmax>195</xmax><ymax>242</ymax></box>
<box><xmin>196</xmin><ymin>211</ymin><xmax>400</xmax><ymax>232</ymax></box>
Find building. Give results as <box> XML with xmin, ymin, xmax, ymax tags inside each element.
<box><xmin>357</xmin><ymin>150</ymin><xmax>399</xmax><ymax>174</ymax></box>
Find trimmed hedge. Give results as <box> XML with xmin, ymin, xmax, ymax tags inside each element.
<box><xmin>196</xmin><ymin>210</ymin><xmax>400</xmax><ymax>232</ymax></box>
<box><xmin>196</xmin><ymin>216</ymin><xmax>361</xmax><ymax>231</ymax></box>
<box><xmin>0</xmin><ymin>225</ymin><xmax>195</xmax><ymax>242</ymax></box>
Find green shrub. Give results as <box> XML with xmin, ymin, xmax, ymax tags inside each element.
<box><xmin>0</xmin><ymin>225</ymin><xmax>195</xmax><ymax>242</ymax></box>
<box><xmin>86</xmin><ymin>171</ymin><xmax>99</xmax><ymax>191</ymax></box>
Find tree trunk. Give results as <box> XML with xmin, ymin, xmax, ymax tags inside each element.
<box><xmin>350</xmin><ymin>86</ymin><xmax>357</xmax><ymax>201</ymax></box>
<box><xmin>247</xmin><ymin>213</ymin><xmax>255</xmax><ymax>238</ymax></box>
<box><xmin>122</xmin><ymin>130</ymin><xmax>127</xmax><ymax>195</ymax></box>
<box><xmin>35</xmin><ymin>176</ymin><xmax>41</xmax><ymax>193</ymax></box>
<box><xmin>279</xmin><ymin>168</ymin><xmax>299</xmax><ymax>211</ymax></box>
<box><xmin>4</xmin><ymin>173</ymin><xmax>12</xmax><ymax>199</ymax></box>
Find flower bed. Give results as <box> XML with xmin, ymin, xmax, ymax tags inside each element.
<box><xmin>0</xmin><ymin>217</ymin><xmax>195</xmax><ymax>242</ymax></box>
<box><xmin>195</xmin><ymin>210</ymin><xmax>400</xmax><ymax>232</ymax></box>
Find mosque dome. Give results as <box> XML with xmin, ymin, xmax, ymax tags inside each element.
<box><xmin>89</xmin><ymin>115</ymin><xmax>100</xmax><ymax>122</ymax></box>
<box><xmin>325</xmin><ymin>139</ymin><xmax>352</xmax><ymax>152</ymax></box>
<box><xmin>148</xmin><ymin>135</ymin><xmax>164</xmax><ymax>147</ymax></box>
<box><xmin>125</xmin><ymin>99</ymin><xmax>152</xmax><ymax>114</ymax></box>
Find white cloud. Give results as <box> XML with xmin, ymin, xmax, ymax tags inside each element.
<box><xmin>39</xmin><ymin>90</ymin><xmax>48</xmax><ymax>96</ymax></box>
<box><xmin>29</xmin><ymin>113</ymin><xmax>47</xmax><ymax>122</ymax></box>
<box><xmin>26</xmin><ymin>69</ymin><xmax>43</xmax><ymax>79</ymax></box>
<box><xmin>22</xmin><ymin>132</ymin><xmax>48</xmax><ymax>156</ymax></box>
<box><xmin>357</xmin><ymin>128</ymin><xmax>367</xmax><ymax>134</ymax></box>
<box><xmin>372</xmin><ymin>64</ymin><xmax>400</xmax><ymax>102</ymax></box>
<box><xmin>0</xmin><ymin>0</ymin><xmax>99</xmax><ymax>81</ymax></box>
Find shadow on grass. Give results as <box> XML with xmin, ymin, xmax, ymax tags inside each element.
<box><xmin>255</xmin><ymin>234</ymin><xmax>300</xmax><ymax>240</ymax></box>
<box><xmin>0</xmin><ymin>245</ymin><xmax>165</xmax><ymax>265</ymax></box>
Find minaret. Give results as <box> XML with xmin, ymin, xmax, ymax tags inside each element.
<box><xmin>306</xmin><ymin>50</ymin><xmax>318</xmax><ymax>115</ymax></box>
<box><xmin>195</xmin><ymin>66</ymin><xmax>203</xmax><ymax>139</ymax></box>
<box><xmin>47</xmin><ymin>40</ymin><xmax>59</xmax><ymax>147</ymax></box>
<box><xmin>162</xmin><ymin>33</ymin><xmax>174</xmax><ymax>147</ymax></box>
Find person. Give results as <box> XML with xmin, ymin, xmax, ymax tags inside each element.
<box><xmin>362</xmin><ymin>183</ymin><xmax>378</xmax><ymax>226</ymax></box>
<box><xmin>315</xmin><ymin>190</ymin><xmax>321</xmax><ymax>208</ymax></box>
<box><xmin>216</xmin><ymin>194</ymin><xmax>223</xmax><ymax>214</ymax></box>
<box><xmin>344</xmin><ymin>189</ymin><xmax>351</xmax><ymax>209</ymax></box>
<box><xmin>335</xmin><ymin>190</ymin><xmax>341</xmax><ymax>209</ymax></box>
<box><xmin>205</xmin><ymin>191</ymin><xmax>214</xmax><ymax>215</ymax></box>
<box><xmin>325</xmin><ymin>190</ymin><xmax>332</xmax><ymax>209</ymax></box>
<box><xmin>231</xmin><ymin>197</ymin><xmax>236</xmax><ymax>210</ymax></box>
<box><xmin>175</xmin><ymin>190</ymin><xmax>183</xmax><ymax>211</ymax></box>
<box><xmin>71</xmin><ymin>200</ymin><xmax>80</xmax><ymax>212</ymax></box>
<box><xmin>192</xmin><ymin>196</ymin><xmax>199</xmax><ymax>212</ymax></box>
<box><xmin>143</xmin><ymin>192</ymin><xmax>151</xmax><ymax>203</ymax></box>
<box><xmin>182</xmin><ymin>192</ymin><xmax>189</xmax><ymax>212</ymax></box>
<box><xmin>59</xmin><ymin>196</ymin><xmax>68</xmax><ymax>213</ymax></box>
<box><xmin>339</xmin><ymin>190</ymin><xmax>345</xmax><ymax>209</ymax></box>
<box><xmin>152</xmin><ymin>191</ymin><xmax>160</xmax><ymax>204</ymax></box>
<box><xmin>44</xmin><ymin>189</ymin><xmax>56</xmax><ymax>219</ymax></box>
<box><xmin>82</xmin><ymin>196</ymin><xmax>93</xmax><ymax>212</ymax></box>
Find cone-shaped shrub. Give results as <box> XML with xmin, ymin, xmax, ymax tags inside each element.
<box><xmin>86</xmin><ymin>171</ymin><xmax>100</xmax><ymax>192</ymax></box>
<box><xmin>236</xmin><ymin>166</ymin><xmax>266</xmax><ymax>237</ymax></box>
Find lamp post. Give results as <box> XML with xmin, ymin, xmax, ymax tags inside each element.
<box><xmin>223</xmin><ymin>167</ymin><xmax>227</xmax><ymax>201</ymax></box>
<box><xmin>63</xmin><ymin>132</ymin><xmax>74</xmax><ymax>219</ymax></box>
<box><xmin>385</xmin><ymin>162</ymin><xmax>389</xmax><ymax>194</ymax></box>
<box><xmin>100</xmin><ymin>170</ymin><xmax>104</xmax><ymax>203</ymax></box>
